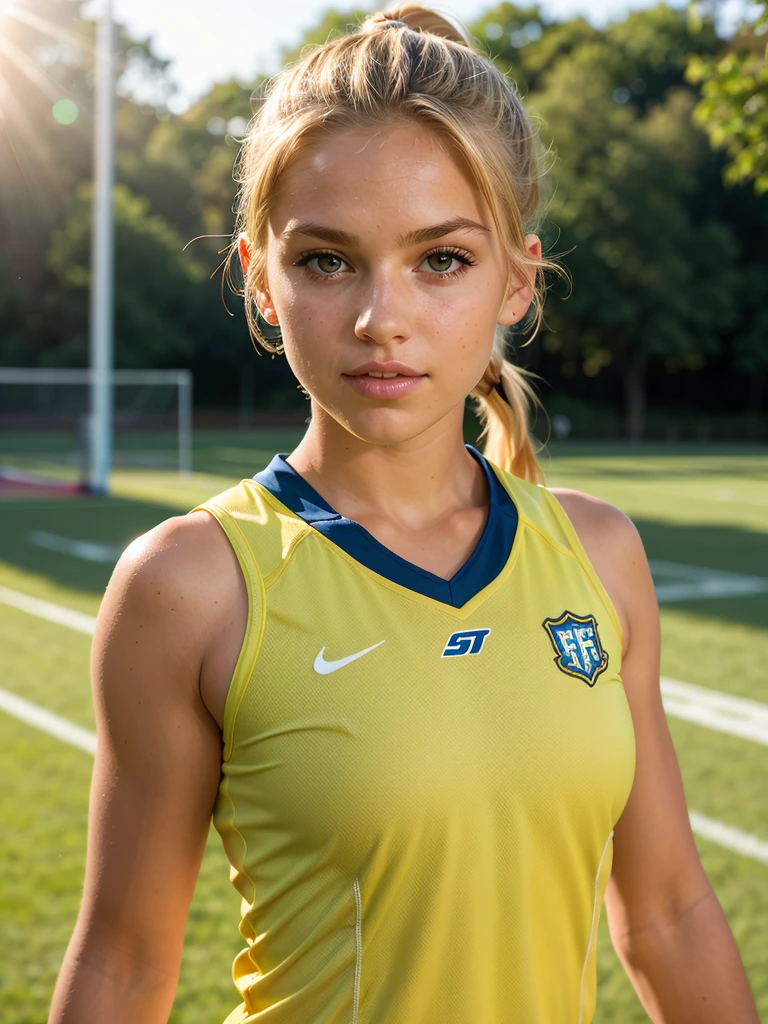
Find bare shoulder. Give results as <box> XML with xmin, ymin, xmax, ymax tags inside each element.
<box><xmin>549</xmin><ymin>487</ymin><xmax>637</xmax><ymax>546</ymax></box>
<box><xmin>109</xmin><ymin>510</ymin><xmax>240</xmax><ymax>627</ymax></box>
<box><xmin>115</xmin><ymin>509</ymin><xmax>238</xmax><ymax>597</ymax></box>
<box><xmin>549</xmin><ymin>488</ymin><xmax>655</xmax><ymax>653</ymax></box>
<box><xmin>97</xmin><ymin>509</ymin><xmax>245</xmax><ymax>711</ymax></box>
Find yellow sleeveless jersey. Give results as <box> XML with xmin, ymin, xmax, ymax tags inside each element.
<box><xmin>195</xmin><ymin>451</ymin><xmax>636</xmax><ymax>1024</ymax></box>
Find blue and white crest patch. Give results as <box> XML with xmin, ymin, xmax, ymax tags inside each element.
<box><xmin>543</xmin><ymin>611</ymin><xmax>608</xmax><ymax>687</ymax></box>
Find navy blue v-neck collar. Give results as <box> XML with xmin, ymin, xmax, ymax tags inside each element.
<box><xmin>252</xmin><ymin>446</ymin><xmax>518</xmax><ymax>608</ymax></box>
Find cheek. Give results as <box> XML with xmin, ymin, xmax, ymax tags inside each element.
<box><xmin>428</xmin><ymin>293</ymin><xmax>498</xmax><ymax>370</ymax></box>
<box><xmin>275</xmin><ymin>276</ymin><xmax>349</xmax><ymax>345</ymax></box>
<box><xmin>278</xmin><ymin>298</ymin><xmax>345</xmax><ymax>398</ymax></box>
<box><xmin>281</xmin><ymin>304</ymin><xmax>337</xmax><ymax>385</ymax></box>
<box><xmin>431</xmin><ymin>293</ymin><xmax>497</xmax><ymax>335</ymax></box>
<box><xmin>429</xmin><ymin>264</ymin><xmax>504</xmax><ymax>330</ymax></box>
<box><xmin>281</xmin><ymin>327</ymin><xmax>323</xmax><ymax>390</ymax></box>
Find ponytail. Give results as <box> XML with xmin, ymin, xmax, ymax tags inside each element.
<box><xmin>472</xmin><ymin>329</ymin><xmax>544</xmax><ymax>484</ymax></box>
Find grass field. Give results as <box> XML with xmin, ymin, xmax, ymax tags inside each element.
<box><xmin>1</xmin><ymin>432</ymin><xmax>766</xmax><ymax>1023</ymax></box>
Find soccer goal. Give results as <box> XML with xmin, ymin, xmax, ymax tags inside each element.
<box><xmin>0</xmin><ymin>368</ymin><xmax>193</xmax><ymax>490</ymax></box>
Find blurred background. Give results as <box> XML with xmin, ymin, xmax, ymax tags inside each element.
<box><xmin>1</xmin><ymin>0</ymin><xmax>767</xmax><ymax>451</ymax></box>
<box><xmin>0</xmin><ymin>1</ymin><xmax>766</xmax><ymax>1022</ymax></box>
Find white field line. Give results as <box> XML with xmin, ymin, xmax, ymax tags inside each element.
<box><xmin>28</xmin><ymin>531</ymin><xmax>123</xmax><ymax>564</ymax></box>
<box><xmin>2</xmin><ymin>586</ymin><xmax>768</xmax><ymax>866</ymax></box>
<box><xmin>689</xmin><ymin>812</ymin><xmax>768</xmax><ymax>866</ymax></box>
<box><xmin>703</xmin><ymin>488</ymin><xmax>768</xmax><ymax>509</ymax></box>
<box><xmin>0</xmin><ymin>687</ymin><xmax>96</xmax><ymax>755</ymax></box>
<box><xmin>0</xmin><ymin>585</ymin><xmax>96</xmax><ymax>635</ymax></box>
<box><xmin>650</xmin><ymin>559</ymin><xmax>768</xmax><ymax>603</ymax></box>
<box><xmin>661</xmin><ymin>677</ymin><xmax>768</xmax><ymax>748</ymax></box>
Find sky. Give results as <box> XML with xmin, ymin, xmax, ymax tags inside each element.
<box><xmin>102</xmin><ymin>0</ymin><xmax>705</xmax><ymax>113</ymax></box>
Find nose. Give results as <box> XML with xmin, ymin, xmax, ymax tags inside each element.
<box><xmin>354</xmin><ymin>271</ymin><xmax>412</xmax><ymax>346</ymax></box>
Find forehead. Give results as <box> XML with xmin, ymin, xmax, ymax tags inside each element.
<box><xmin>268</xmin><ymin>124</ymin><xmax>488</xmax><ymax>236</ymax></box>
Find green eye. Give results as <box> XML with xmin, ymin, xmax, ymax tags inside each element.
<box><xmin>426</xmin><ymin>252</ymin><xmax>455</xmax><ymax>273</ymax></box>
<box><xmin>315</xmin><ymin>253</ymin><xmax>343</xmax><ymax>274</ymax></box>
<box><xmin>294</xmin><ymin>251</ymin><xmax>348</xmax><ymax>276</ymax></box>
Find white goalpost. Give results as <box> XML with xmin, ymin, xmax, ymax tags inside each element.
<box><xmin>90</xmin><ymin>0</ymin><xmax>116</xmax><ymax>495</ymax></box>
<box><xmin>0</xmin><ymin>368</ymin><xmax>193</xmax><ymax>486</ymax></box>
<box><xmin>3</xmin><ymin>4</ymin><xmax>194</xmax><ymax>497</ymax></box>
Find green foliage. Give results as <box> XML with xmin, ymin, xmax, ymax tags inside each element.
<box><xmin>732</xmin><ymin>263</ymin><xmax>768</xmax><ymax>386</ymax></box>
<box><xmin>46</xmin><ymin>183</ymin><xmax>206</xmax><ymax>368</ymax></box>
<box><xmin>131</xmin><ymin>78</ymin><xmax>255</xmax><ymax>239</ymax></box>
<box><xmin>686</xmin><ymin>3</ymin><xmax>768</xmax><ymax>193</ymax></box>
<box><xmin>468</xmin><ymin>3</ymin><xmax>549</xmax><ymax>90</ymax></box>
<box><xmin>0</xmin><ymin>0</ymin><xmax>175</xmax><ymax>288</ymax></box>
<box><xmin>522</xmin><ymin>5</ymin><xmax>743</xmax><ymax>436</ymax></box>
<box><xmin>1</xmin><ymin>0</ymin><xmax>767</xmax><ymax>428</ymax></box>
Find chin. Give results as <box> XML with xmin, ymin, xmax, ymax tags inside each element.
<box><xmin>328</xmin><ymin>406</ymin><xmax>443</xmax><ymax>448</ymax></box>
<box><xmin>342</xmin><ymin>401</ymin><xmax>468</xmax><ymax>446</ymax></box>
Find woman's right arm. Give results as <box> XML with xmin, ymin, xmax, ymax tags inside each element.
<box><xmin>48</xmin><ymin>512</ymin><xmax>241</xmax><ymax>1024</ymax></box>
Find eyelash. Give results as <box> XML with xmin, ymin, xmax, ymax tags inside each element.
<box><xmin>292</xmin><ymin>246</ymin><xmax>477</xmax><ymax>281</ymax></box>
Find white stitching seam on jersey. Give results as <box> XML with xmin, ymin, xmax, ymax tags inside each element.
<box><xmin>353</xmin><ymin>877</ymin><xmax>362</xmax><ymax>1024</ymax></box>
<box><xmin>578</xmin><ymin>829</ymin><xmax>614</xmax><ymax>1024</ymax></box>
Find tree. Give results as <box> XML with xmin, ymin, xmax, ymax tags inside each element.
<box><xmin>469</xmin><ymin>3</ymin><xmax>599</xmax><ymax>95</ymax></box>
<box><xmin>3</xmin><ymin>0</ymin><xmax>765</xmax><ymax>422</ymax></box>
<box><xmin>686</xmin><ymin>2</ymin><xmax>768</xmax><ymax>193</ymax></box>
<box><xmin>731</xmin><ymin>264</ymin><xmax>768</xmax><ymax>409</ymax></box>
<box><xmin>529</xmin><ymin>8</ymin><xmax>739</xmax><ymax>438</ymax></box>
<box><xmin>40</xmin><ymin>183</ymin><xmax>206</xmax><ymax>369</ymax></box>
<box><xmin>0</xmin><ymin>0</ymin><xmax>173</xmax><ymax>286</ymax></box>
<box><xmin>124</xmin><ymin>78</ymin><xmax>256</xmax><ymax>243</ymax></box>
<box><xmin>0</xmin><ymin>0</ymin><xmax>94</xmax><ymax>288</ymax></box>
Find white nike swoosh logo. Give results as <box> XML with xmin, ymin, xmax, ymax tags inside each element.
<box><xmin>313</xmin><ymin>640</ymin><xmax>386</xmax><ymax>675</ymax></box>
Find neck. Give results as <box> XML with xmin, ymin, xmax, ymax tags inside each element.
<box><xmin>286</xmin><ymin>402</ymin><xmax>486</xmax><ymax>532</ymax></box>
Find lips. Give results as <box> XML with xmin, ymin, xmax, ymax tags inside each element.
<box><xmin>342</xmin><ymin>370</ymin><xmax>425</xmax><ymax>400</ymax></box>
<box><xmin>345</xmin><ymin>361</ymin><xmax>422</xmax><ymax>377</ymax></box>
<box><xmin>342</xmin><ymin>361</ymin><xmax>426</xmax><ymax>400</ymax></box>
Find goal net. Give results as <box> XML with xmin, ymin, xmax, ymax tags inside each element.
<box><xmin>0</xmin><ymin>368</ymin><xmax>192</xmax><ymax>490</ymax></box>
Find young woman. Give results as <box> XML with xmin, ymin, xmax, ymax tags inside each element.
<box><xmin>49</xmin><ymin>6</ymin><xmax>758</xmax><ymax>1024</ymax></box>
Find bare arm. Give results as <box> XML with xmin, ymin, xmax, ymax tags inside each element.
<box><xmin>554</xmin><ymin>489</ymin><xmax>759</xmax><ymax>1024</ymax></box>
<box><xmin>48</xmin><ymin>513</ymin><xmax>244</xmax><ymax>1024</ymax></box>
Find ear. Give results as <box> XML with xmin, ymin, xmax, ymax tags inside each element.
<box><xmin>254</xmin><ymin>289</ymin><xmax>280</xmax><ymax>326</ymax></box>
<box><xmin>497</xmin><ymin>233</ymin><xmax>542</xmax><ymax>327</ymax></box>
<box><xmin>238</xmin><ymin>233</ymin><xmax>251</xmax><ymax>278</ymax></box>
<box><xmin>239</xmin><ymin>233</ymin><xmax>279</xmax><ymax>326</ymax></box>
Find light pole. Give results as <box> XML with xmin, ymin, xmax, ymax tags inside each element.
<box><xmin>88</xmin><ymin>0</ymin><xmax>115</xmax><ymax>494</ymax></box>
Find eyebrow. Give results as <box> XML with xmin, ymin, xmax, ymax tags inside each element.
<box><xmin>282</xmin><ymin>217</ymin><xmax>491</xmax><ymax>247</ymax></box>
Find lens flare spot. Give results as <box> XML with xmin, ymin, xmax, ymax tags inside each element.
<box><xmin>52</xmin><ymin>99</ymin><xmax>78</xmax><ymax>125</ymax></box>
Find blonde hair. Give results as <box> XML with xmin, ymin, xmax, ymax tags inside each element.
<box><xmin>231</xmin><ymin>4</ymin><xmax>562</xmax><ymax>482</ymax></box>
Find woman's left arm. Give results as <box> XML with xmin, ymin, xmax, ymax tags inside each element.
<box><xmin>554</xmin><ymin>489</ymin><xmax>759</xmax><ymax>1024</ymax></box>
